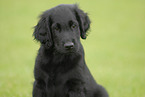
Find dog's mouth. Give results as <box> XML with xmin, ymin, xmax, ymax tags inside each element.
<box><xmin>53</xmin><ymin>46</ymin><xmax>79</xmax><ymax>55</ymax></box>
<box><xmin>64</xmin><ymin>49</ymin><xmax>77</xmax><ymax>54</ymax></box>
<box><xmin>54</xmin><ymin>49</ymin><xmax>76</xmax><ymax>54</ymax></box>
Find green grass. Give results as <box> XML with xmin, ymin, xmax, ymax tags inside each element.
<box><xmin>0</xmin><ymin>0</ymin><xmax>145</xmax><ymax>97</ymax></box>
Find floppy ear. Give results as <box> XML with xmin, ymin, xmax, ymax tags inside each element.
<box><xmin>74</xmin><ymin>5</ymin><xmax>91</xmax><ymax>39</ymax></box>
<box><xmin>33</xmin><ymin>16</ymin><xmax>52</xmax><ymax>48</ymax></box>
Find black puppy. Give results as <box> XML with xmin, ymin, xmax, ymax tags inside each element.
<box><xmin>33</xmin><ymin>4</ymin><xmax>109</xmax><ymax>97</ymax></box>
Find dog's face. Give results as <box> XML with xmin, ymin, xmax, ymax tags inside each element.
<box><xmin>33</xmin><ymin>4</ymin><xmax>90</xmax><ymax>54</ymax></box>
<box><xmin>50</xmin><ymin>7</ymin><xmax>81</xmax><ymax>53</ymax></box>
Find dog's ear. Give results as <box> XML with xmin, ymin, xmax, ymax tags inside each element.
<box><xmin>33</xmin><ymin>16</ymin><xmax>52</xmax><ymax>48</ymax></box>
<box><xmin>74</xmin><ymin>5</ymin><xmax>91</xmax><ymax>39</ymax></box>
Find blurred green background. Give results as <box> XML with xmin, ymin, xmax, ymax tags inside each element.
<box><xmin>0</xmin><ymin>0</ymin><xmax>145</xmax><ymax>97</ymax></box>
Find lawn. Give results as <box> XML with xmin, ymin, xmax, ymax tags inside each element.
<box><xmin>0</xmin><ymin>0</ymin><xmax>145</xmax><ymax>97</ymax></box>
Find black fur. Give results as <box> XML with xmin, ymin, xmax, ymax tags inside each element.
<box><xmin>33</xmin><ymin>4</ymin><xmax>109</xmax><ymax>97</ymax></box>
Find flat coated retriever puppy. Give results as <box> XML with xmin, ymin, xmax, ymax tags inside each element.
<box><xmin>33</xmin><ymin>4</ymin><xmax>109</xmax><ymax>97</ymax></box>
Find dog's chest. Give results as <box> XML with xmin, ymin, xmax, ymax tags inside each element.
<box><xmin>45</xmin><ymin>72</ymin><xmax>67</xmax><ymax>96</ymax></box>
<box><xmin>47</xmin><ymin>72</ymin><xmax>63</xmax><ymax>86</ymax></box>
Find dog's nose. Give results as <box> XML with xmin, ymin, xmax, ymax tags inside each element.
<box><xmin>64</xmin><ymin>42</ymin><xmax>74</xmax><ymax>50</ymax></box>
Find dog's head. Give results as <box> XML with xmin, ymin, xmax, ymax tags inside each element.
<box><xmin>33</xmin><ymin>4</ymin><xmax>90</xmax><ymax>54</ymax></box>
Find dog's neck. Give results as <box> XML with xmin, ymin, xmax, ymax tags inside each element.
<box><xmin>38</xmin><ymin>45</ymin><xmax>84</xmax><ymax>73</ymax></box>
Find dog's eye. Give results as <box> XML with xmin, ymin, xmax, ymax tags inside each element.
<box><xmin>71</xmin><ymin>24</ymin><xmax>76</xmax><ymax>29</ymax></box>
<box><xmin>54</xmin><ymin>27</ymin><xmax>60</xmax><ymax>31</ymax></box>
